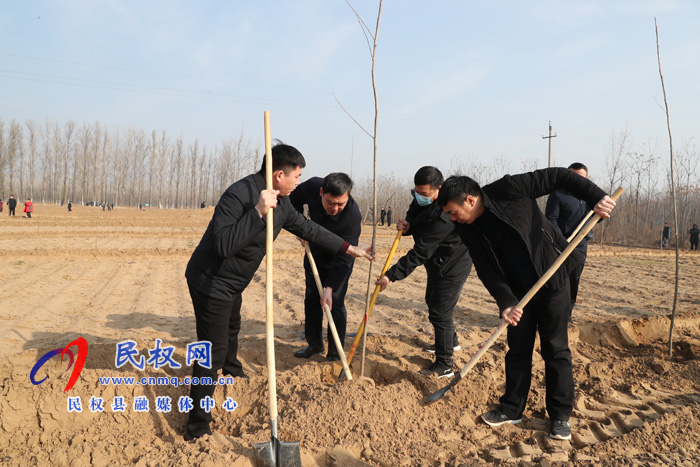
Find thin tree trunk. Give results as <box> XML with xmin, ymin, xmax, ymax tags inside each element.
<box><xmin>655</xmin><ymin>19</ymin><xmax>680</xmax><ymax>357</ymax></box>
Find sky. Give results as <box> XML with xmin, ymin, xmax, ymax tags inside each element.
<box><xmin>1</xmin><ymin>0</ymin><xmax>698</xmax><ymax>185</ymax></box>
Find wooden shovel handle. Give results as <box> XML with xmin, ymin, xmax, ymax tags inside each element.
<box><xmin>304</xmin><ymin>244</ymin><xmax>353</xmax><ymax>380</ymax></box>
<box><xmin>345</xmin><ymin>229</ymin><xmax>403</xmax><ymax>366</ymax></box>
<box><xmin>263</xmin><ymin>111</ymin><xmax>278</xmax><ymax>428</ymax></box>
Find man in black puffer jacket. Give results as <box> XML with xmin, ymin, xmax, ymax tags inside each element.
<box><xmin>545</xmin><ymin>162</ymin><xmax>592</xmax><ymax>320</ymax></box>
<box><xmin>376</xmin><ymin>166</ymin><xmax>472</xmax><ymax>378</ymax></box>
<box><xmin>438</xmin><ymin>168</ymin><xmax>616</xmax><ymax>441</ymax></box>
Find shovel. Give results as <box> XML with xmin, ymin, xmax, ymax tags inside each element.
<box><xmin>253</xmin><ymin>111</ymin><xmax>302</xmax><ymax>467</ymax></box>
<box><xmin>424</xmin><ymin>187</ymin><xmax>624</xmax><ymax>404</ymax></box>
<box><xmin>339</xmin><ymin>229</ymin><xmax>403</xmax><ymax>380</ymax></box>
<box><xmin>304</xmin><ymin>244</ymin><xmax>353</xmax><ymax>380</ymax></box>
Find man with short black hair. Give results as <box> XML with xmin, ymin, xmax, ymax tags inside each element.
<box><xmin>290</xmin><ymin>172</ymin><xmax>361</xmax><ymax>361</ymax></box>
<box><xmin>183</xmin><ymin>143</ymin><xmax>372</xmax><ymax>441</ymax></box>
<box><xmin>438</xmin><ymin>168</ymin><xmax>615</xmax><ymax>441</ymax></box>
<box><xmin>545</xmin><ymin>162</ymin><xmax>591</xmax><ymax>320</ymax></box>
<box><xmin>376</xmin><ymin>166</ymin><xmax>472</xmax><ymax>378</ymax></box>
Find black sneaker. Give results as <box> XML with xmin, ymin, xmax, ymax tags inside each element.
<box><xmin>423</xmin><ymin>343</ymin><xmax>461</xmax><ymax>353</ymax></box>
<box><xmin>481</xmin><ymin>410</ymin><xmax>522</xmax><ymax>427</ymax></box>
<box><xmin>549</xmin><ymin>420</ymin><xmax>572</xmax><ymax>440</ymax></box>
<box><xmin>418</xmin><ymin>361</ymin><xmax>454</xmax><ymax>378</ymax></box>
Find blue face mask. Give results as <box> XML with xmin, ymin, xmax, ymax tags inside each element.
<box><xmin>413</xmin><ymin>190</ymin><xmax>434</xmax><ymax>206</ymax></box>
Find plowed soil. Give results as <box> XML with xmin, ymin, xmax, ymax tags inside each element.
<box><xmin>1</xmin><ymin>204</ymin><xmax>699</xmax><ymax>466</ymax></box>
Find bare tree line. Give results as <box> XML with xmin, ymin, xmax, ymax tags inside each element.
<box><xmin>443</xmin><ymin>133</ymin><xmax>700</xmax><ymax>248</ymax></box>
<box><xmin>0</xmin><ymin>117</ymin><xmax>259</xmax><ymax>209</ymax></box>
<box><xmin>2</xmin><ymin>116</ymin><xmax>698</xmax><ymax>247</ymax></box>
<box><xmin>599</xmin><ymin>128</ymin><xmax>699</xmax><ymax>247</ymax></box>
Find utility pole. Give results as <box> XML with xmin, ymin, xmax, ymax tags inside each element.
<box><xmin>542</xmin><ymin>121</ymin><xmax>557</xmax><ymax>168</ymax></box>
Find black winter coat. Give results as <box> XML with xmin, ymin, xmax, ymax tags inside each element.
<box><xmin>186</xmin><ymin>172</ymin><xmax>348</xmax><ymax>301</ymax></box>
<box><xmin>386</xmin><ymin>200</ymin><xmax>471</xmax><ymax>282</ymax></box>
<box><xmin>289</xmin><ymin>177</ymin><xmax>362</xmax><ymax>291</ymax></box>
<box><xmin>457</xmin><ymin>168</ymin><xmax>606</xmax><ymax>312</ymax></box>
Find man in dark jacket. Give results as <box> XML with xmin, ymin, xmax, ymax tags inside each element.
<box><xmin>183</xmin><ymin>144</ymin><xmax>371</xmax><ymax>441</ymax></box>
<box><xmin>386</xmin><ymin>207</ymin><xmax>392</xmax><ymax>227</ymax></box>
<box><xmin>662</xmin><ymin>222</ymin><xmax>671</xmax><ymax>247</ymax></box>
<box><xmin>7</xmin><ymin>195</ymin><xmax>17</xmax><ymax>216</ymax></box>
<box><xmin>289</xmin><ymin>173</ymin><xmax>362</xmax><ymax>361</ymax></box>
<box><xmin>689</xmin><ymin>224</ymin><xmax>699</xmax><ymax>250</ymax></box>
<box><xmin>438</xmin><ymin>168</ymin><xmax>615</xmax><ymax>441</ymax></box>
<box><xmin>545</xmin><ymin>162</ymin><xmax>591</xmax><ymax>319</ymax></box>
<box><xmin>376</xmin><ymin>167</ymin><xmax>472</xmax><ymax>378</ymax></box>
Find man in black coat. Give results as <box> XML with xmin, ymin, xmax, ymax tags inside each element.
<box><xmin>545</xmin><ymin>162</ymin><xmax>591</xmax><ymax>319</ymax></box>
<box><xmin>662</xmin><ymin>222</ymin><xmax>671</xmax><ymax>247</ymax></box>
<box><xmin>7</xmin><ymin>195</ymin><xmax>17</xmax><ymax>216</ymax></box>
<box><xmin>438</xmin><ymin>168</ymin><xmax>615</xmax><ymax>441</ymax></box>
<box><xmin>690</xmin><ymin>224</ymin><xmax>699</xmax><ymax>250</ymax></box>
<box><xmin>183</xmin><ymin>144</ymin><xmax>372</xmax><ymax>441</ymax></box>
<box><xmin>376</xmin><ymin>167</ymin><xmax>472</xmax><ymax>378</ymax></box>
<box><xmin>289</xmin><ymin>173</ymin><xmax>362</xmax><ymax>361</ymax></box>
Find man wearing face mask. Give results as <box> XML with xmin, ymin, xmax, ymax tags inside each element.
<box><xmin>375</xmin><ymin>166</ymin><xmax>472</xmax><ymax>377</ymax></box>
<box><xmin>289</xmin><ymin>172</ymin><xmax>362</xmax><ymax>361</ymax></box>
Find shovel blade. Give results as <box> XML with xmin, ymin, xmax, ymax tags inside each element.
<box><xmin>423</xmin><ymin>372</ymin><xmax>462</xmax><ymax>405</ymax></box>
<box><xmin>254</xmin><ymin>437</ymin><xmax>302</xmax><ymax>467</ymax></box>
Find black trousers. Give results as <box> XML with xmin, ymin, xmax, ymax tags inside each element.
<box><xmin>9</xmin><ymin>207</ymin><xmax>15</xmax><ymax>216</ymax></box>
<box><xmin>303</xmin><ymin>267</ymin><xmax>349</xmax><ymax>357</ymax></box>
<box><xmin>186</xmin><ymin>284</ymin><xmax>244</xmax><ymax>436</ymax></box>
<box><xmin>568</xmin><ymin>249</ymin><xmax>586</xmax><ymax>315</ymax></box>
<box><xmin>691</xmin><ymin>240</ymin><xmax>699</xmax><ymax>250</ymax></box>
<box><xmin>425</xmin><ymin>270</ymin><xmax>468</xmax><ymax>366</ymax></box>
<box><xmin>499</xmin><ymin>283</ymin><xmax>574</xmax><ymax>422</ymax></box>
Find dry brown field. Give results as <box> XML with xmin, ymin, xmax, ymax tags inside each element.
<box><xmin>1</xmin><ymin>203</ymin><xmax>699</xmax><ymax>466</ymax></box>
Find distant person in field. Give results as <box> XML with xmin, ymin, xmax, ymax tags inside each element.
<box><xmin>545</xmin><ymin>162</ymin><xmax>591</xmax><ymax>321</ymax></box>
<box><xmin>376</xmin><ymin>166</ymin><xmax>472</xmax><ymax>378</ymax></box>
<box><xmin>438</xmin><ymin>169</ymin><xmax>616</xmax><ymax>442</ymax></box>
<box><xmin>387</xmin><ymin>207</ymin><xmax>393</xmax><ymax>227</ymax></box>
<box><xmin>24</xmin><ymin>198</ymin><xmax>33</xmax><ymax>219</ymax></box>
<box><xmin>662</xmin><ymin>222</ymin><xmax>671</xmax><ymax>248</ymax></box>
<box><xmin>0</xmin><ymin>199</ymin><xmax>3</xmax><ymax>213</ymax></box>
<box><xmin>8</xmin><ymin>195</ymin><xmax>17</xmax><ymax>216</ymax></box>
<box><xmin>200</xmin><ymin>201</ymin><xmax>206</xmax><ymax>209</ymax></box>
<box><xmin>690</xmin><ymin>224</ymin><xmax>699</xmax><ymax>251</ymax></box>
<box><xmin>183</xmin><ymin>143</ymin><xmax>372</xmax><ymax>441</ymax></box>
<box><xmin>68</xmin><ymin>201</ymin><xmax>73</xmax><ymax>212</ymax></box>
<box><xmin>289</xmin><ymin>172</ymin><xmax>361</xmax><ymax>361</ymax></box>
<box><xmin>380</xmin><ymin>207</ymin><xmax>386</xmax><ymax>226</ymax></box>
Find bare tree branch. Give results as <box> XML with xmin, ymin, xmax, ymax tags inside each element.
<box><xmin>332</xmin><ymin>92</ymin><xmax>372</xmax><ymax>138</ymax></box>
<box><xmin>344</xmin><ymin>0</ymin><xmax>374</xmax><ymax>57</ymax></box>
